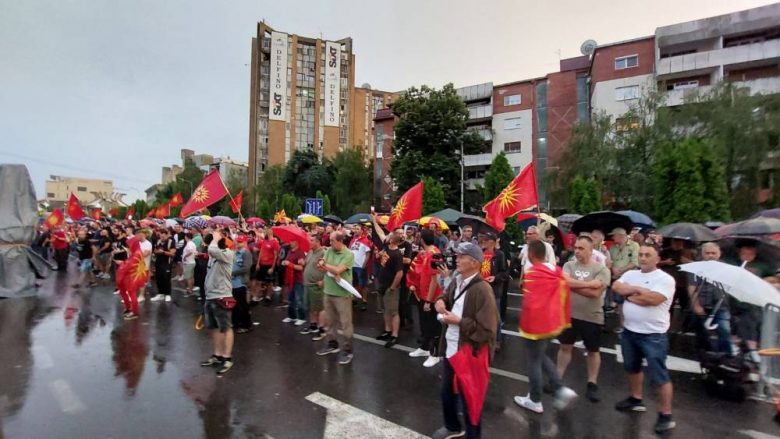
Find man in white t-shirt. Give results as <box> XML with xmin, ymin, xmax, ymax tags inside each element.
<box><xmin>519</xmin><ymin>226</ymin><xmax>556</xmax><ymax>272</ymax></box>
<box><xmin>349</xmin><ymin>224</ymin><xmax>372</xmax><ymax>310</ymax></box>
<box><xmin>137</xmin><ymin>229</ymin><xmax>153</xmax><ymax>302</ymax></box>
<box><xmin>612</xmin><ymin>245</ymin><xmax>676</xmax><ymax>434</ymax></box>
<box><xmin>182</xmin><ymin>232</ymin><xmax>198</xmax><ymax>295</ymax></box>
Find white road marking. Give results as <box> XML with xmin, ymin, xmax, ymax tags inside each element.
<box><xmin>506</xmin><ymin>306</ymin><xmax>522</xmax><ymax>312</ymax></box>
<box><xmin>49</xmin><ymin>379</ymin><xmax>86</xmax><ymax>414</ymax></box>
<box><xmin>738</xmin><ymin>430</ymin><xmax>780</xmax><ymax>439</ymax></box>
<box><xmin>32</xmin><ymin>346</ymin><xmax>54</xmax><ymax>369</ymax></box>
<box><xmin>306</xmin><ymin>392</ymin><xmax>430</xmax><ymax>439</ymax></box>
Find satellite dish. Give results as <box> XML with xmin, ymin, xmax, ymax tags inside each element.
<box><xmin>361</xmin><ymin>83</ymin><xmax>372</xmax><ymax>89</ymax></box>
<box><xmin>580</xmin><ymin>39</ymin><xmax>597</xmax><ymax>56</ymax></box>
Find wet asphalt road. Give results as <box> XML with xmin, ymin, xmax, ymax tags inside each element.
<box><xmin>0</xmin><ymin>267</ymin><xmax>779</xmax><ymax>439</ymax></box>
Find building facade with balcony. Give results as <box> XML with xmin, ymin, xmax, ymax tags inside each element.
<box><xmin>351</xmin><ymin>85</ymin><xmax>397</xmax><ymax>164</ymax></box>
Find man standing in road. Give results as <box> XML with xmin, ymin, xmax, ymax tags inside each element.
<box><xmin>374</xmin><ymin>231</ymin><xmax>405</xmax><ymax>348</ymax></box>
<box><xmin>607</xmin><ymin>228</ymin><xmax>639</xmax><ymax>325</ymax></box>
<box><xmin>302</xmin><ymin>232</ymin><xmax>327</xmax><ymax>339</ymax></box>
<box><xmin>151</xmin><ymin>229</ymin><xmax>175</xmax><ymax>302</ymax></box>
<box><xmin>316</xmin><ymin>231</ymin><xmax>356</xmax><ymax>365</ymax></box>
<box><xmin>557</xmin><ymin>236</ymin><xmax>611</xmax><ymax>402</ymax></box>
<box><xmin>688</xmin><ymin>242</ymin><xmax>733</xmax><ymax>354</ymax></box>
<box><xmin>612</xmin><ymin>244</ymin><xmax>676</xmax><ymax>434</ymax></box>
<box><xmin>519</xmin><ymin>226</ymin><xmax>556</xmax><ymax>273</ymax></box>
<box><xmin>200</xmin><ymin>230</ymin><xmax>236</xmax><ymax>376</ymax></box>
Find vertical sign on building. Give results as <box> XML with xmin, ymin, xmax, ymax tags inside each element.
<box><xmin>324</xmin><ymin>41</ymin><xmax>341</xmax><ymax>127</ymax></box>
<box><xmin>269</xmin><ymin>32</ymin><xmax>288</xmax><ymax>121</ymax></box>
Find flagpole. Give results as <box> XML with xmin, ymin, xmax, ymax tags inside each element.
<box><xmin>215</xmin><ymin>170</ymin><xmax>245</xmax><ymax>224</ymax></box>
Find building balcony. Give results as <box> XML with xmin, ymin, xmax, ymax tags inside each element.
<box><xmin>471</xmin><ymin>128</ymin><xmax>493</xmax><ymax>141</ymax></box>
<box><xmin>468</xmin><ymin>105</ymin><xmax>493</xmax><ymax>120</ymax></box>
<box><xmin>661</xmin><ymin>77</ymin><xmax>780</xmax><ymax>106</ymax></box>
<box><xmin>463</xmin><ymin>153</ymin><xmax>493</xmax><ymax>167</ymax></box>
<box><xmin>656</xmin><ymin>39</ymin><xmax>780</xmax><ymax>78</ymax></box>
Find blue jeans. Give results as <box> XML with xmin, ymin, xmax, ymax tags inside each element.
<box><xmin>287</xmin><ymin>283</ymin><xmax>306</xmax><ymax>320</ymax></box>
<box><xmin>620</xmin><ymin>329</ymin><xmax>670</xmax><ymax>386</ymax></box>
<box><xmin>694</xmin><ymin>308</ymin><xmax>733</xmax><ymax>354</ymax></box>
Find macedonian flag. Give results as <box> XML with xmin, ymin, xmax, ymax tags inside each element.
<box><xmin>519</xmin><ymin>263</ymin><xmax>571</xmax><ymax>340</ymax></box>
<box><xmin>387</xmin><ymin>180</ymin><xmax>423</xmax><ymax>231</ymax></box>
<box><xmin>482</xmin><ymin>164</ymin><xmax>538</xmax><ymax>232</ymax></box>
<box><xmin>45</xmin><ymin>208</ymin><xmax>65</xmax><ymax>228</ymax></box>
<box><xmin>180</xmin><ymin>171</ymin><xmax>229</xmax><ymax>217</ymax></box>
<box><xmin>116</xmin><ymin>239</ymin><xmax>149</xmax><ymax>293</ymax></box>
<box><xmin>169</xmin><ymin>192</ymin><xmax>184</xmax><ymax>207</ymax></box>
<box><xmin>67</xmin><ymin>193</ymin><xmax>86</xmax><ymax>220</ymax></box>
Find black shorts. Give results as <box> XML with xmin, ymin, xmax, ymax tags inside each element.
<box><xmin>254</xmin><ymin>264</ymin><xmax>275</xmax><ymax>282</ymax></box>
<box><xmin>557</xmin><ymin>318</ymin><xmax>603</xmax><ymax>352</ymax></box>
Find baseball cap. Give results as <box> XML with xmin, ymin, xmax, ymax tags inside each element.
<box><xmin>235</xmin><ymin>235</ymin><xmax>249</xmax><ymax>243</ymax></box>
<box><xmin>484</xmin><ymin>231</ymin><xmax>497</xmax><ymax>241</ymax></box>
<box><xmin>456</xmin><ymin>242</ymin><xmax>484</xmax><ymax>263</ymax></box>
<box><xmin>610</xmin><ymin>227</ymin><xmax>628</xmax><ymax>236</ymax></box>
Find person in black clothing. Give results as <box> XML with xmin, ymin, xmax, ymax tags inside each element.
<box><xmin>481</xmin><ymin>232</ymin><xmax>508</xmax><ymax>351</ymax></box>
<box><xmin>659</xmin><ymin>238</ymin><xmax>694</xmax><ymax>326</ymax></box>
<box><xmin>32</xmin><ymin>225</ymin><xmax>50</xmax><ymax>261</ymax></box>
<box><xmin>95</xmin><ymin>228</ymin><xmax>113</xmax><ymax>279</ymax></box>
<box><xmin>152</xmin><ymin>229</ymin><xmax>176</xmax><ymax>302</ymax></box>
<box><xmin>374</xmin><ymin>232</ymin><xmax>405</xmax><ymax>347</ymax></box>
<box><xmin>73</xmin><ymin>229</ymin><xmax>97</xmax><ymax>288</ymax></box>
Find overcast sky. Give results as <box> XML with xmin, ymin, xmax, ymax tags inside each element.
<box><xmin>1</xmin><ymin>0</ymin><xmax>775</xmax><ymax>202</ymax></box>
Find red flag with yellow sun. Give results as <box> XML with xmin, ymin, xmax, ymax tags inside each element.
<box><xmin>67</xmin><ymin>193</ymin><xmax>86</xmax><ymax>220</ymax></box>
<box><xmin>116</xmin><ymin>239</ymin><xmax>149</xmax><ymax>293</ymax></box>
<box><xmin>180</xmin><ymin>171</ymin><xmax>229</xmax><ymax>217</ymax></box>
<box><xmin>169</xmin><ymin>192</ymin><xmax>183</xmax><ymax>207</ymax></box>
<box><xmin>482</xmin><ymin>164</ymin><xmax>538</xmax><ymax>232</ymax></box>
<box><xmin>45</xmin><ymin>208</ymin><xmax>65</xmax><ymax>228</ymax></box>
<box><xmin>387</xmin><ymin>180</ymin><xmax>423</xmax><ymax>231</ymax></box>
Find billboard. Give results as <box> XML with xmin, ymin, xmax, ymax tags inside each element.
<box><xmin>269</xmin><ymin>32</ymin><xmax>288</xmax><ymax>121</ymax></box>
<box><xmin>324</xmin><ymin>41</ymin><xmax>341</xmax><ymax>127</ymax></box>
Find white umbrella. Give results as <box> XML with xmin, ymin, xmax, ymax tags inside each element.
<box><xmin>164</xmin><ymin>219</ymin><xmax>178</xmax><ymax>228</ymax></box>
<box><xmin>679</xmin><ymin>260</ymin><xmax>779</xmax><ymax>308</ymax></box>
<box><xmin>326</xmin><ymin>272</ymin><xmax>362</xmax><ymax>299</ymax></box>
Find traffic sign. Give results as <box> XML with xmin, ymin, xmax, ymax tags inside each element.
<box><xmin>305</xmin><ymin>198</ymin><xmax>324</xmax><ymax>216</ymax></box>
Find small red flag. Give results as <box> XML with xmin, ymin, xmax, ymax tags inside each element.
<box><xmin>146</xmin><ymin>208</ymin><xmax>154</xmax><ymax>218</ymax></box>
<box><xmin>91</xmin><ymin>208</ymin><xmax>103</xmax><ymax>220</ymax></box>
<box><xmin>387</xmin><ymin>180</ymin><xmax>423</xmax><ymax>231</ymax></box>
<box><xmin>170</xmin><ymin>192</ymin><xmax>183</xmax><ymax>207</ymax></box>
<box><xmin>126</xmin><ymin>207</ymin><xmax>135</xmax><ymax>220</ymax></box>
<box><xmin>180</xmin><ymin>171</ymin><xmax>229</xmax><ymax>217</ymax></box>
<box><xmin>482</xmin><ymin>164</ymin><xmax>538</xmax><ymax>232</ymax></box>
<box><xmin>45</xmin><ymin>208</ymin><xmax>65</xmax><ymax>228</ymax></box>
<box><xmin>229</xmin><ymin>190</ymin><xmax>243</xmax><ymax>214</ymax></box>
<box><xmin>155</xmin><ymin>203</ymin><xmax>170</xmax><ymax>219</ymax></box>
<box><xmin>109</xmin><ymin>207</ymin><xmax>119</xmax><ymax>217</ymax></box>
<box><xmin>67</xmin><ymin>193</ymin><xmax>86</xmax><ymax>220</ymax></box>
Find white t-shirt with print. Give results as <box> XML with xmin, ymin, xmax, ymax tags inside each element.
<box><xmin>183</xmin><ymin>241</ymin><xmax>197</xmax><ymax>264</ymax></box>
<box><xmin>618</xmin><ymin>269</ymin><xmax>675</xmax><ymax>334</ymax></box>
<box><xmin>350</xmin><ymin>239</ymin><xmax>371</xmax><ymax>268</ymax></box>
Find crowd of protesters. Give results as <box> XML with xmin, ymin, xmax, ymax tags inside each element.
<box><xmin>30</xmin><ymin>211</ymin><xmax>780</xmax><ymax>438</ymax></box>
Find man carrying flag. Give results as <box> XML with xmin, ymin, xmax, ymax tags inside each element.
<box><xmin>482</xmin><ymin>164</ymin><xmax>538</xmax><ymax>232</ymax></box>
<box><xmin>180</xmin><ymin>171</ymin><xmax>230</xmax><ymax>218</ymax></box>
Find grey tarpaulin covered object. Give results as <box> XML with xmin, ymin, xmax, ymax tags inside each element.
<box><xmin>0</xmin><ymin>164</ymin><xmax>50</xmax><ymax>297</ymax></box>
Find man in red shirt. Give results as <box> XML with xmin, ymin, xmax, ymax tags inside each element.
<box><xmin>255</xmin><ymin>228</ymin><xmax>280</xmax><ymax>304</ymax></box>
<box><xmin>281</xmin><ymin>239</ymin><xmax>306</xmax><ymax>325</ymax></box>
<box><xmin>51</xmin><ymin>226</ymin><xmax>70</xmax><ymax>272</ymax></box>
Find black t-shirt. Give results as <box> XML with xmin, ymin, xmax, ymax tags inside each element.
<box><xmin>113</xmin><ymin>237</ymin><xmax>128</xmax><ymax>261</ymax></box>
<box><xmin>34</xmin><ymin>231</ymin><xmax>50</xmax><ymax>247</ymax></box>
<box><xmin>76</xmin><ymin>238</ymin><xmax>93</xmax><ymax>260</ymax></box>
<box><xmin>398</xmin><ymin>241</ymin><xmax>413</xmax><ymax>273</ymax></box>
<box><xmin>97</xmin><ymin>236</ymin><xmax>113</xmax><ymax>254</ymax></box>
<box><xmin>155</xmin><ymin>238</ymin><xmax>175</xmax><ymax>267</ymax></box>
<box><xmin>378</xmin><ymin>247</ymin><xmax>403</xmax><ymax>289</ymax></box>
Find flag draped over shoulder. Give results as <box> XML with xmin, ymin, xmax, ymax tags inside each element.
<box><xmin>482</xmin><ymin>164</ymin><xmax>538</xmax><ymax>232</ymax></box>
<box><xmin>387</xmin><ymin>180</ymin><xmax>423</xmax><ymax>231</ymax></box>
<box><xmin>67</xmin><ymin>193</ymin><xmax>86</xmax><ymax>220</ymax></box>
<box><xmin>116</xmin><ymin>239</ymin><xmax>148</xmax><ymax>293</ymax></box>
<box><xmin>519</xmin><ymin>263</ymin><xmax>571</xmax><ymax>340</ymax></box>
<box><xmin>180</xmin><ymin>171</ymin><xmax>229</xmax><ymax>217</ymax></box>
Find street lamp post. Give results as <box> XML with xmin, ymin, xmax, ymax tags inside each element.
<box><xmin>460</xmin><ymin>138</ymin><xmax>465</xmax><ymax>212</ymax></box>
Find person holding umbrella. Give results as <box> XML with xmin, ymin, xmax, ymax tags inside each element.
<box><xmin>687</xmin><ymin>242</ymin><xmax>733</xmax><ymax>354</ymax></box>
<box><xmin>731</xmin><ymin>240</ymin><xmax>775</xmax><ymax>364</ymax></box>
<box><xmin>432</xmin><ymin>242</ymin><xmax>497</xmax><ymax>439</ymax></box>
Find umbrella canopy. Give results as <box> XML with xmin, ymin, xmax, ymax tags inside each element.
<box><xmin>516</xmin><ymin>212</ymin><xmax>558</xmax><ymax>228</ymax></box>
<box><xmin>556</xmin><ymin>214</ymin><xmax>582</xmax><ymax>234</ymax></box>
<box><xmin>751</xmin><ymin>208</ymin><xmax>780</xmax><ymax>219</ymax></box>
<box><xmin>725</xmin><ymin>217</ymin><xmax>780</xmax><ymax>238</ymax></box>
<box><xmin>297</xmin><ymin>214</ymin><xmax>323</xmax><ymax>224</ymax></box>
<box><xmin>717</xmin><ymin>237</ymin><xmax>780</xmax><ymax>271</ymax></box>
<box><xmin>456</xmin><ymin>215</ymin><xmax>497</xmax><ymax>236</ymax></box>
<box><xmin>419</xmin><ymin>216</ymin><xmax>449</xmax><ymax>230</ymax></box>
<box><xmin>679</xmin><ymin>260</ymin><xmax>779</xmax><ymax>308</ymax></box>
<box><xmin>209</xmin><ymin>216</ymin><xmax>237</xmax><ymax>227</ymax></box>
<box><xmin>183</xmin><ymin>216</ymin><xmax>208</xmax><ymax>230</ymax></box>
<box><xmin>246</xmin><ymin>217</ymin><xmax>266</xmax><ymax>226</ymax></box>
<box><xmin>657</xmin><ymin>222</ymin><xmax>718</xmax><ymax>242</ymax></box>
<box><xmin>344</xmin><ymin>213</ymin><xmax>372</xmax><ymax>225</ymax></box>
<box><xmin>271</xmin><ymin>225</ymin><xmax>310</xmax><ymax>252</ymax></box>
<box><xmin>164</xmin><ymin>219</ymin><xmax>178</xmax><ymax>228</ymax></box>
<box><xmin>322</xmin><ymin>214</ymin><xmax>343</xmax><ymax>225</ymax></box>
<box><xmin>429</xmin><ymin>208</ymin><xmax>465</xmax><ymax>225</ymax></box>
<box><xmin>616</xmin><ymin>210</ymin><xmax>656</xmax><ymax>229</ymax></box>
<box><xmin>571</xmin><ymin>211</ymin><xmax>633</xmax><ymax>236</ymax></box>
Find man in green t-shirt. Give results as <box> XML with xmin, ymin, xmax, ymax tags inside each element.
<box><xmin>315</xmin><ymin>231</ymin><xmax>355</xmax><ymax>365</ymax></box>
<box><xmin>557</xmin><ymin>236</ymin><xmax>611</xmax><ymax>402</ymax></box>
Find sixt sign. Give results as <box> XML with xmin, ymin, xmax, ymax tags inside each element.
<box><xmin>269</xmin><ymin>32</ymin><xmax>288</xmax><ymax>121</ymax></box>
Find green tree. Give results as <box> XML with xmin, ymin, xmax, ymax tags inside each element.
<box><xmin>483</xmin><ymin>152</ymin><xmax>514</xmax><ymax>200</ymax></box>
<box><xmin>390</xmin><ymin>84</ymin><xmax>485</xmax><ymax>207</ymax></box>
<box><xmin>422</xmin><ymin>176</ymin><xmax>446</xmax><ymax>215</ymax></box>
<box><xmin>283</xmin><ymin>150</ymin><xmax>333</xmax><ymax>199</ymax></box>
<box><xmin>331</xmin><ymin>149</ymin><xmax>371</xmax><ymax>217</ymax></box>
<box><xmin>255</xmin><ymin>165</ymin><xmax>284</xmax><ymax>212</ymax></box>
<box><xmin>258</xmin><ymin>199</ymin><xmax>272</xmax><ymax>222</ymax></box>
<box><xmin>322</xmin><ymin>194</ymin><xmax>331</xmax><ymax>215</ymax></box>
<box><xmin>569</xmin><ymin>175</ymin><xmax>586</xmax><ymax>214</ymax></box>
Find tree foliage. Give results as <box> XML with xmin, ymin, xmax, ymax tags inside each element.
<box><xmin>422</xmin><ymin>176</ymin><xmax>446</xmax><ymax>215</ymax></box>
<box><xmin>255</xmin><ymin>165</ymin><xmax>284</xmax><ymax>212</ymax></box>
<box><xmin>483</xmin><ymin>152</ymin><xmax>514</xmax><ymax>201</ymax></box>
<box><xmin>331</xmin><ymin>149</ymin><xmax>371</xmax><ymax>217</ymax></box>
<box><xmin>390</xmin><ymin>84</ymin><xmax>485</xmax><ymax>207</ymax></box>
<box><xmin>283</xmin><ymin>150</ymin><xmax>333</xmax><ymax>199</ymax></box>
<box><xmin>258</xmin><ymin>199</ymin><xmax>272</xmax><ymax>222</ymax></box>
<box><xmin>568</xmin><ymin>175</ymin><xmax>602</xmax><ymax>214</ymax></box>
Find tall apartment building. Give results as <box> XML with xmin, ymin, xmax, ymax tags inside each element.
<box><xmin>373</xmin><ymin>106</ymin><xmax>398</xmax><ymax>211</ymax></box>
<box><xmin>352</xmin><ymin>85</ymin><xmax>396</xmax><ymax>162</ymax></box>
<box><xmin>248</xmin><ymin>23</ymin><xmax>355</xmax><ymax>196</ymax></box>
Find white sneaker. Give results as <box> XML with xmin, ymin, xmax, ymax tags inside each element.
<box><xmin>553</xmin><ymin>386</ymin><xmax>578</xmax><ymax>410</ymax></box>
<box><xmin>164</xmin><ymin>295</ymin><xmax>172</xmax><ymax>303</ymax></box>
<box><xmin>422</xmin><ymin>356</ymin><xmax>441</xmax><ymax>368</ymax></box>
<box><xmin>192</xmin><ymin>286</ymin><xmax>200</xmax><ymax>292</ymax></box>
<box><xmin>408</xmin><ymin>348</ymin><xmax>430</xmax><ymax>358</ymax></box>
<box><xmin>294</xmin><ymin>319</ymin><xmax>306</xmax><ymax>326</ymax></box>
<box><xmin>150</xmin><ymin>295</ymin><xmax>165</xmax><ymax>302</ymax></box>
<box><xmin>282</xmin><ymin>317</ymin><xmax>294</xmax><ymax>323</ymax></box>
<box><xmin>514</xmin><ymin>394</ymin><xmax>544</xmax><ymax>413</ymax></box>
<box><xmin>113</xmin><ymin>290</ymin><xmax>120</xmax><ymax>295</ymax></box>
<box><xmin>272</xmin><ymin>286</ymin><xmax>282</xmax><ymax>292</ymax></box>
<box><xmin>175</xmin><ymin>276</ymin><xmax>184</xmax><ymax>282</ymax></box>
<box><xmin>138</xmin><ymin>295</ymin><xmax>146</xmax><ymax>303</ymax></box>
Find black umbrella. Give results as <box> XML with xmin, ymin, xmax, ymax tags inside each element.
<box><xmin>728</xmin><ymin>217</ymin><xmax>780</xmax><ymax>237</ymax></box>
<box><xmin>717</xmin><ymin>237</ymin><xmax>780</xmax><ymax>271</ymax></box>
<box><xmin>657</xmin><ymin>222</ymin><xmax>719</xmax><ymax>242</ymax></box>
<box><xmin>344</xmin><ymin>213</ymin><xmax>372</xmax><ymax>225</ymax></box>
<box><xmin>456</xmin><ymin>215</ymin><xmax>497</xmax><ymax>236</ymax></box>
<box><xmin>571</xmin><ymin>211</ymin><xmax>633</xmax><ymax>236</ymax></box>
<box><xmin>322</xmin><ymin>214</ymin><xmax>343</xmax><ymax>225</ymax></box>
<box><xmin>556</xmin><ymin>214</ymin><xmax>582</xmax><ymax>234</ymax></box>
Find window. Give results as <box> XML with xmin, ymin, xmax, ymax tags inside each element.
<box><xmin>615</xmin><ymin>117</ymin><xmax>640</xmax><ymax>132</ymax></box>
<box><xmin>77</xmin><ymin>186</ymin><xmax>87</xmax><ymax>192</ymax></box>
<box><xmin>504</xmin><ymin>142</ymin><xmax>522</xmax><ymax>153</ymax></box>
<box><xmin>615</xmin><ymin>85</ymin><xmax>640</xmax><ymax>101</ymax></box>
<box><xmin>503</xmin><ymin>117</ymin><xmax>522</xmax><ymax>130</ymax></box>
<box><xmin>503</xmin><ymin>94</ymin><xmax>521</xmax><ymax>106</ymax></box>
<box><xmin>614</xmin><ymin>55</ymin><xmax>638</xmax><ymax>70</ymax></box>
<box><xmin>47</xmin><ymin>192</ymin><xmax>55</xmax><ymax>198</ymax></box>
<box><xmin>667</xmin><ymin>80</ymin><xmax>699</xmax><ymax>91</ymax></box>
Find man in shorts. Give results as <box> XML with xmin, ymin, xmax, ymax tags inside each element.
<box><xmin>181</xmin><ymin>232</ymin><xmax>197</xmax><ymax>296</ymax></box>
<box><xmin>199</xmin><ymin>230</ymin><xmax>236</xmax><ymax>376</ymax></box>
<box><xmin>254</xmin><ymin>228</ymin><xmax>280</xmax><ymax>304</ymax></box>
<box><xmin>557</xmin><ymin>236</ymin><xmax>611</xmax><ymax>402</ymax></box>
<box><xmin>73</xmin><ymin>229</ymin><xmax>97</xmax><ymax>288</ymax></box>
<box><xmin>612</xmin><ymin>245</ymin><xmax>676</xmax><ymax>434</ymax></box>
<box><xmin>302</xmin><ymin>232</ymin><xmax>326</xmax><ymax>340</ymax></box>
<box><xmin>374</xmin><ymin>231</ymin><xmax>404</xmax><ymax>348</ymax></box>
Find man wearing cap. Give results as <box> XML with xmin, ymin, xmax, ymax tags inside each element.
<box><xmin>231</xmin><ymin>235</ymin><xmax>252</xmax><ymax>333</ymax></box>
<box><xmin>432</xmin><ymin>242</ymin><xmax>497</xmax><ymax>439</ymax></box>
<box><xmin>481</xmin><ymin>232</ymin><xmax>508</xmax><ymax>351</ymax></box>
<box><xmin>608</xmin><ymin>228</ymin><xmax>640</xmax><ymax>325</ymax></box>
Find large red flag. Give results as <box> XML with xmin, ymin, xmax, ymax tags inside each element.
<box><xmin>45</xmin><ymin>208</ymin><xmax>64</xmax><ymax>228</ymax></box>
<box><xmin>169</xmin><ymin>192</ymin><xmax>183</xmax><ymax>207</ymax></box>
<box><xmin>387</xmin><ymin>181</ymin><xmax>423</xmax><ymax>231</ymax></box>
<box><xmin>229</xmin><ymin>190</ymin><xmax>243</xmax><ymax>214</ymax></box>
<box><xmin>126</xmin><ymin>207</ymin><xmax>135</xmax><ymax>220</ymax></box>
<box><xmin>67</xmin><ymin>193</ymin><xmax>86</xmax><ymax>220</ymax></box>
<box><xmin>155</xmin><ymin>203</ymin><xmax>170</xmax><ymax>219</ymax></box>
<box><xmin>482</xmin><ymin>164</ymin><xmax>538</xmax><ymax>232</ymax></box>
<box><xmin>519</xmin><ymin>263</ymin><xmax>571</xmax><ymax>339</ymax></box>
<box><xmin>91</xmin><ymin>208</ymin><xmax>103</xmax><ymax>220</ymax></box>
<box><xmin>180</xmin><ymin>171</ymin><xmax>229</xmax><ymax>217</ymax></box>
